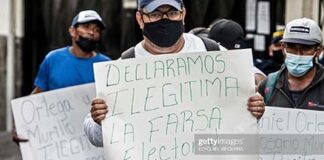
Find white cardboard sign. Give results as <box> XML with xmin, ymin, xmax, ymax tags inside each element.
<box><xmin>259</xmin><ymin>107</ymin><xmax>324</xmax><ymax>159</ymax></box>
<box><xmin>11</xmin><ymin>83</ymin><xmax>104</xmax><ymax>160</ymax></box>
<box><xmin>94</xmin><ymin>49</ymin><xmax>259</xmax><ymax>159</ymax></box>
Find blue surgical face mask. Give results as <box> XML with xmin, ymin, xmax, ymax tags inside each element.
<box><xmin>284</xmin><ymin>50</ymin><xmax>315</xmax><ymax>77</ymax></box>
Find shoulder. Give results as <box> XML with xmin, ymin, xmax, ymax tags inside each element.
<box><xmin>258</xmin><ymin>70</ymin><xmax>283</xmax><ymax>97</ymax></box>
<box><xmin>134</xmin><ymin>41</ymin><xmax>152</xmax><ymax>58</ymax></box>
<box><xmin>42</xmin><ymin>47</ymin><xmax>70</xmax><ymax>63</ymax></box>
<box><xmin>315</xmin><ymin>63</ymin><xmax>324</xmax><ymax>81</ymax></box>
<box><xmin>254</xmin><ymin>67</ymin><xmax>266</xmax><ymax>77</ymax></box>
<box><xmin>184</xmin><ymin>33</ymin><xmax>225</xmax><ymax>51</ymax></box>
<box><xmin>183</xmin><ymin>33</ymin><xmax>204</xmax><ymax>43</ymax></box>
<box><xmin>181</xmin><ymin>33</ymin><xmax>206</xmax><ymax>52</ymax></box>
<box><xmin>95</xmin><ymin>52</ymin><xmax>112</xmax><ymax>61</ymax></box>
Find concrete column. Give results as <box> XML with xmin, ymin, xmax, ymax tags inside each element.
<box><xmin>0</xmin><ymin>0</ymin><xmax>24</xmax><ymax>131</ymax></box>
<box><xmin>285</xmin><ymin>0</ymin><xmax>320</xmax><ymax>23</ymax></box>
<box><xmin>6</xmin><ymin>0</ymin><xmax>15</xmax><ymax>132</ymax></box>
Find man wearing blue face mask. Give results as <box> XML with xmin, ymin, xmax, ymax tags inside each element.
<box><xmin>259</xmin><ymin>18</ymin><xmax>324</xmax><ymax>110</ymax></box>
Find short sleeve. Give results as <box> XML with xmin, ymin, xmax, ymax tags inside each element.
<box><xmin>34</xmin><ymin>58</ymin><xmax>49</xmax><ymax>91</ymax></box>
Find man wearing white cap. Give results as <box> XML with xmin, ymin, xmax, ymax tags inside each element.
<box><xmin>259</xmin><ymin>18</ymin><xmax>324</xmax><ymax>110</ymax></box>
<box><xmin>31</xmin><ymin>10</ymin><xmax>111</xmax><ymax>94</ymax></box>
<box><xmin>12</xmin><ymin>10</ymin><xmax>111</xmax><ymax>144</ymax></box>
<box><xmin>84</xmin><ymin>0</ymin><xmax>266</xmax><ymax>147</ymax></box>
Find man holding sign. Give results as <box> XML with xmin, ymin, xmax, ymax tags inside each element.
<box><xmin>32</xmin><ymin>10</ymin><xmax>110</xmax><ymax>94</ymax></box>
<box><xmin>259</xmin><ymin>18</ymin><xmax>324</xmax><ymax>110</ymax></box>
<box><xmin>84</xmin><ymin>0</ymin><xmax>265</xmax><ymax>148</ymax></box>
<box><xmin>13</xmin><ymin>10</ymin><xmax>111</xmax><ymax>144</ymax></box>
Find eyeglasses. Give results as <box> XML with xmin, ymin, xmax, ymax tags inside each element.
<box><xmin>141</xmin><ymin>9</ymin><xmax>183</xmax><ymax>22</ymax></box>
<box><xmin>285</xmin><ymin>43</ymin><xmax>318</xmax><ymax>54</ymax></box>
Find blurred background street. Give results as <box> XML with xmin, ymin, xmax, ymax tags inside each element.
<box><xmin>0</xmin><ymin>132</ymin><xmax>21</xmax><ymax>160</ymax></box>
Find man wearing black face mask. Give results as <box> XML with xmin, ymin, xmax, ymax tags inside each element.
<box><xmin>131</xmin><ymin>0</ymin><xmax>225</xmax><ymax>56</ymax></box>
<box><xmin>12</xmin><ymin>10</ymin><xmax>112</xmax><ymax>144</ymax></box>
<box><xmin>259</xmin><ymin>18</ymin><xmax>324</xmax><ymax>110</ymax></box>
<box><xmin>260</xmin><ymin>29</ymin><xmax>285</xmax><ymax>74</ymax></box>
<box><xmin>84</xmin><ymin>0</ymin><xmax>266</xmax><ymax>147</ymax></box>
<box><xmin>268</xmin><ymin>29</ymin><xmax>285</xmax><ymax>65</ymax></box>
<box><xmin>31</xmin><ymin>10</ymin><xmax>111</xmax><ymax>94</ymax></box>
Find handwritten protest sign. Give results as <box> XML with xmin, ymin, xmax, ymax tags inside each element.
<box><xmin>11</xmin><ymin>83</ymin><xmax>104</xmax><ymax>160</ymax></box>
<box><xmin>259</xmin><ymin>107</ymin><xmax>324</xmax><ymax>159</ymax></box>
<box><xmin>94</xmin><ymin>49</ymin><xmax>259</xmax><ymax>159</ymax></box>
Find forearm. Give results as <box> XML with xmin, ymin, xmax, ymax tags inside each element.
<box><xmin>84</xmin><ymin>113</ymin><xmax>104</xmax><ymax>147</ymax></box>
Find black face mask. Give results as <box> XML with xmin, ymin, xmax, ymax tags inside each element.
<box><xmin>76</xmin><ymin>36</ymin><xmax>99</xmax><ymax>53</ymax></box>
<box><xmin>143</xmin><ymin>19</ymin><xmax>184</xmax><ymax>47</ymax></box>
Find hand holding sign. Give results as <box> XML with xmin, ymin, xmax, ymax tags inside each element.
<box><xmin>11</xmin><ymin>126</ymin><xmax>29</xmax><ymax>145</ymax></box>
<box><xmin>90</xmin><ymin>98</ymin><xmax>108</xmax><ymax>125</ymax></box>
<box><xmin>247</xmin><ymin>93</ymin><xmax>265</xmax><ymax>119</ymax></box>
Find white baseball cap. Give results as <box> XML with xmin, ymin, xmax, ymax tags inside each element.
<box><xmin>281</xmin><ymin>18</ymin><xmax>322</xmax><ymax>45</ymax></box>
<box><xmin>71</xmin><ymin>10</ymin><xmax>105</xmax><ymax>29</ymax></box>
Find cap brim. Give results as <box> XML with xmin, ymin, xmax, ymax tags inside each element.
<box><xmin>75</xmin><ymin>20</ymin><xmax>105</xmax><ymax>29</ymax></box>
<box><xmin>144</xmin><ymin>0</ymin><xmax>182</xmax><ymax>12</ymax></box>
<box><xmin>280</xmin><ymin>38</ymin><xmax>317</xmax><ymax>45</ymax></box>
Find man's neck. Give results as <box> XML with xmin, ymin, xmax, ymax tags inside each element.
<box><xmin>142</xmin><ymin>36</ymin><xmax>185</xmax><ymax>55</ymax></box>
<box><xmin>69</xmin><ymin>46</ymin><xmax>96</xmax><ymax>58</ymax></box>
<box><xmin>287</xmin><ymin>67</ymin><xmax>317</xmax><ymax>91</ymax></box>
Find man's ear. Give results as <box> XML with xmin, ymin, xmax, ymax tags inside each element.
<box><xmin>316</xmin><ymin>45</ymin><xmax>323</xmax><ymax>57</ymax></box>
<box><xmin>182</xmin><ymin>7</ymin><xmax>186</xmax><ymax>25</ymax></box>
<box><xmin>136</xmin><ymin>11</ymin><xmax>144</xmax><ymax>29</ymax></box>
<box><xmin>69</xmin><ymin>26</ymin><xmax>76</xmax><ymax>37</ymax></box>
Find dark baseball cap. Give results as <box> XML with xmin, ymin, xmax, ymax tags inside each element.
<box><xmin>138</xmin><ymin>0</ymin><xmax>183</xmax><ymax>12</ymax></box>
<box><xmin>208</xmin><ymin>19</ymin><xmax>244</xmax><ymax>49</ymax></box>
<box><xmin>71</xmin><ymin>10</ymin><xmax>105</xmax><ymax>29</ymax></box>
